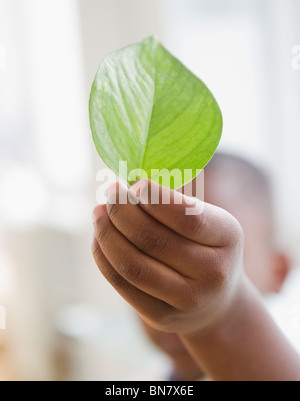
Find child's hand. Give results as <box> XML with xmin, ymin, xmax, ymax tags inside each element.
<box><xmin>92</xmin><ymin>179</ymin><xmax>244</xmax><ymax>335</ymax></box>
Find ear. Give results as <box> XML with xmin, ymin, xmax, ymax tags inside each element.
<box><xmin>270</xmin><ymin>253</ymin><xmax>291</xmax><ymax>293</ymax></box>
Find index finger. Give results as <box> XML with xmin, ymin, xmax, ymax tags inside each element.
<box><xmin>130</xmin><ymin>179</ymin><xmax>242</xmax><ymax>247</ymax></box>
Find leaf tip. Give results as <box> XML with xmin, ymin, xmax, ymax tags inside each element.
<box><xmin>142</xmin><ymin>35</ymin><xmax>160</xmax><ymax>47</ymax></box>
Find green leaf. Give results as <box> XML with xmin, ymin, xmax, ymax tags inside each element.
<box><xmin>89</xmin><ymin>36</ymin><xmax>222</xmax><ymax>189</ymax></box>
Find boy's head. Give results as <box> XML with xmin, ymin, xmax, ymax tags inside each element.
<box><xmin>141</xmin><ymin>152</ymin><xmax>290</xmax><ymax>379</ymax></box>
<box><xmin>204</xmin><ymin>152</ymin><xmax>290</xmax><ymax>295</ymax></box>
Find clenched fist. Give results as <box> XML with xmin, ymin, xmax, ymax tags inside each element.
<box><xmin>92</xmin><ymin>179</ymin><xmax>243</xmax><ymax>334</ymax></box>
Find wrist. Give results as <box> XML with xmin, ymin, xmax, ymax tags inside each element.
<box><xmin>179</xmin><ymin>275</ymin><xmax>300</xmax><ymax>381</ymax></box>
<box><xmin>180</xmin><ymin>272</ymin><xmax>249</xmax><ymax>342</ymax></box>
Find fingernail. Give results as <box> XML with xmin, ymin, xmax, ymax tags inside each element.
<box><xmin>107</xmin><ymin>181</ymin><xmax>128</xmax><ymax>195</ymax></box>
<box><xmin>182</xmin><ymin>194</ymin><xmax>197</xmax><ymax>205</ymax></box>
<box><xmin>107</xmin><ymin>181</ymin><xmax>128</xmax><ymax>206</ymax></box>
<box><xmin>92</xmin><ymin>205</ymin><xmax>106</xmax><ymax>224</ymax></box>
<box><xmin>130</xmin><ymin>178</ymin><xmax>148</xmax><ymax>200</ymax></box>
<box><xmin>183</xmin><ymin>196</ymin><xmax>204</xmax><ymax>216</ymax></box>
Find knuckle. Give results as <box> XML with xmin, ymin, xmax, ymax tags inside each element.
<box><xmin>177</xmin><ymin>279</ymin><xmax>200</xmax><ymax>310</ymax></box>
<box><xmin>135</xmin><ymin>229</ymin><xmax>168</xmax><ymax>253</ymax></box>
<box><xmin>92</xmin><ymin>242</ymin><xmax>102</xmax><ymax>261</ymax></box>
<box><xmin>214</xmin><ymin>266</ymin><xmax>227</xmax><ymax>288</ymax></box>
<box><xmin>202</xmin><ymin>248</ymin><xmax>219</xmax><ymax>270</ymax></box>
<box><xmin>233</xmin><ymin>220</ymin><xmax>244</xmax><ymax>247</ymax></box>
<box><xmin>107</xmin><ymin>268</ymin><xmax>125</xmax><ymax>290</ymax></box>
<box><xmin>197</xmin><ymin>249</ymin><xmax>229</xmax><ymax>291</ymax></box>
<box><xmin>148</xmin><ymin>307</ymin><xmax>177</xmax><ymax>331</ymax></box>
<box><xmin>211</xmin><ymin>250</ymin><xmax>228</xmax><ymax>287</ymax></box>
<box><xmin>96</xmin><ymin>226</ymin><xmax>110</xmax><ymax>245</ymax></box>
<box><xmin>118</xmin><ymin>257</ymin><xmax>149</xmax><ymax>284</ymax></box>
<box><xmin>226</xmin><ymin>215</ymin><xmax>244</xmax><ymax>248</ymax></box>
<box><xmin>182</xmin><ymin>285</ymin><xmax>200</xmax><ymax>310</ymax></box>
<box><xmin>107</xmin><ymin>202</ymin><xmax>120</xmax><ymax>220</ymax></box>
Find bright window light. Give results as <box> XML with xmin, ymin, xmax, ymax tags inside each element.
<box><xmin>0</xmin><ymin>165</ymin><xmax>47</xmax><ymax>228</ymax></box>
<box><xmin>26</xmin><ymin>0</ymin><xmax>91</xmax><ymax>190</ymax></box>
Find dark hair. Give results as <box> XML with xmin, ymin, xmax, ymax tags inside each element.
<box><xmin>206</xmin><ymin>152</ymin><xmax>273</xmax><ymax>228</ymax></box>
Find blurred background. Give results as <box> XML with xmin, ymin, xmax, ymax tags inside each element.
<box><xmin>0</xmin><ymin>0</ymin><xmax>300</xmax><ymax>380</ymax></box>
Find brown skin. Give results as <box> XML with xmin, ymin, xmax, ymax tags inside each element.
<box><xmin>139</xmin><ymin>319</ymin><xmax>203</xmax><ymax>381</ymax></box>
<box><xmin>92</xmin><ymin>179</ymin><xmax>300</xmax><ymax>381</ymax></box>
<box><xmin>138</xmin><ymin>171</ymin><xmax>290</xmax><ymax>381</ymax></box>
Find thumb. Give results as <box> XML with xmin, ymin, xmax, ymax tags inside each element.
<box><xmin>130</xmin><ymin>178</ymin><xmax>242</xmax><ymax>247</ymax></box>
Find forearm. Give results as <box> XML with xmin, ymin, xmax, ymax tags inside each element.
<box><xmin>180</xmin><ymin>276</ymin><xmax>300</xmax><ymax>381</ymax></box>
